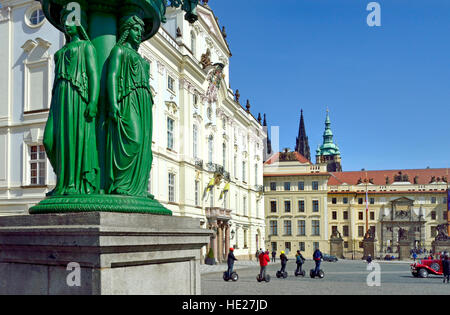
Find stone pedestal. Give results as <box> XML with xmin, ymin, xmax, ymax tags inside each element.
<box><xmin>363</xmin><ymin>239</ymin><xmax>376</xmax><ymax>260</ymax></box>
<box><xmin>0</xmin><ymin>212</ymin><xmax>212</xmax><ymax>295</ymax></box>
<box><xmin>398</xmin><ymin>240</ymin><xmax>411</xmax><ymax>261</ymax></box>
<box><xmin>432</xmin><ymin>240</ymin><xmax>450</xmax><ymax>254</ymax></box>
<box><xmin>330</xmin><ymin>238</ymin><xmax>344</xmax><ymax>259</ymax></box>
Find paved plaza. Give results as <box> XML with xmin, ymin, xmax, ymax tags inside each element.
<box><xmin>201</xmin><ymin>260</ymin><xmax>450</xmax><ymax>295</ymax></box>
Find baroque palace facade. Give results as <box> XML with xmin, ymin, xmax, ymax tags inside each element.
<box><xmin>264</xmin><ymin>111</ymin><xmax>449</xmax><ymax>259</ymax></box>
<box><xmin>0</xmin><ymin>0</ymin><xmax>266</xmax><ymax>261</ymax></box>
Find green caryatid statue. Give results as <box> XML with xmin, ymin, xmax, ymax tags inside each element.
<box><xmin>43</xmin><ymin>14</ymin><xmax>100</xmax><ymax>196</ymax></box>
<box><xmin>30</xmin><ymin>0</ymin><xmax>199</xmax><ymax>215</ymax></box>
<box><xmin>106</xmin><ymin>16</ymin><xmax>153</xmax><ymax>197</ymax></box>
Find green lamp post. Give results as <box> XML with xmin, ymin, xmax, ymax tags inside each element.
<box><xmin>29</xmin><ymin>0</ymin><xmax>199</xmax><ymax>215</ymax></box>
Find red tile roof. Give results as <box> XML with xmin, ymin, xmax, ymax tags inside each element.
<box><xmin>264</xmin><ymin>151</ymin><xmax>311</xmax><ymax>165</ymax></box>
<box><xmin>328</xmin><ymin>168</ymin><xmax>449</xmax><ymax>186</ymax></box>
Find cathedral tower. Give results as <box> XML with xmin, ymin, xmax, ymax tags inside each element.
<box><xmin>316</xmin><ymin>110</ymin><xmax>342</xmax><ymax>172</ymax></box>
<box><xmin>295</xmin><ymin>109</ymin><xmax>311</xmax><ymax>161</ymax></box>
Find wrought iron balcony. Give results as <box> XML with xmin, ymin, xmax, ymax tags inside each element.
<box><xmin>206</xmin><ymin>162</ymin><xmax>225</xmax><ymax>176</ymax></box>
<box><xmin>194</xmin><ymin>158</ymin><xmax>203</xmax><ymax>169</ymax></box>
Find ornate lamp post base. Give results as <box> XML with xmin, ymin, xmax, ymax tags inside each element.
<box><xmin>30</xmin><ymin>195</ymin><xmax>172</xmax><ymax>215</ymax></box>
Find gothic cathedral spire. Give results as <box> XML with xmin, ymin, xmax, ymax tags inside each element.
<box><xmin>295</xmin><ymin>109</ymin><xmax>311</xmax><ymax>161</ymax></box>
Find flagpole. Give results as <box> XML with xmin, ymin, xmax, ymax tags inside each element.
<box><xmin>365</xmin><ymin>172</ymin><xmax>369</xmax><ymax>234</ymax></box>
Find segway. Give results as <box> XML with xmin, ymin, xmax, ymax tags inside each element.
<box><xmin>256</xmin><ymin>273</ymin><xmax>271</xmax><ymax>283</ymax></box>
<box><xmin>295</xmin><ymin>269</ymin><xmax>306</xmax><ymax>277</ymax></box>
<box><xmin>223</xmin><ymin>271</ymin><xmax>239</xmax><ymax>282</ymax></box>
<box><xmin>309</xmin><ymin>269</ymin><xmax>325</xmax><ymax>279</ymax></box>
<box><xmin>276</xmin><ymin>270</ymin><xmax>288</xmax><ymax>279</ymax></box>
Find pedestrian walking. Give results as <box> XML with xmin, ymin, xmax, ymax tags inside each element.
<box><xmin>271</xmin><ymin>250</ymin><xmax>276</xmax><ymax>263</ymax></box>
<box><xmin>413</xmin><ymin>252</ymin><xmax>417</xmax><ymax>262</ymax></box>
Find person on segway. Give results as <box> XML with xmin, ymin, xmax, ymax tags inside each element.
<box><xmin>295</xmin><ymin>250</ymin><xmax>305</xmax><ymax>276</ymax></box>
<box><xmin>277</xmin><ymin>251</ymin><xmax>288</xmax><ymax>278</ymax></box>
<box><xmin>313</xmin><ymin>247</ymin><xmax>323</xmax><ymax>276</ymax></box>
<box><xmin>258</xmin><ymin>249</ymin><xmax>270</xmax><ymax>281</ymax></box>
<box><xmin>227</xmin><ymin>248</ymin><xmax>237</xmax><ymax>279</ymax></box>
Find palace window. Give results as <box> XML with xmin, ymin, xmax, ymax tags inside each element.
<box><xmin>431</xmin><ymin>211</ymin><xmax>436</xmax><ymax>220</ymax></box>
<box><xmin>298</xmin><ymin>200</ymin><xmax>305</xmax><ymax>213</ymax></box>
<box><xmin>312</xmin><ymin>181</ymin><xmax>319</xmax><ymax>191</ymax></box>
<box><xmin>285</xmin><ymin>242</ymin><xmax>291</xmax><ymax>252</ymax></box>
<box><xmin>284</xmin><ymin>200</ymin><xmax>291</xmax><ymax>213</ymax></box>
<box><xmin>343</xmin><ymin>211</ymin><xmax>349</xmax><ymax>220</ymax></box>
<box><xmin>193</xmin><ymin>125</ymin><xmax>198</xmax><ymax>158</ymax></box>
<box><xmin>242</xmin><ymin>161</ymin><xmax>246</xmax><ymax>182</ymax></box>
<box><xmin>332</xmin><ymin>211</ymin><xmax>337</xmax><ymax>220</ymax></box>
<box><xmin>312</xmin><ymin>220</ymin><xmax>320</xmax><ymax>236</ymax></box>
<box><xmin>168</xmin><ymin>173</ymin><xmax>175</xmax><ymax>202</ymax></box>
<box><xmin>167</xmin><ymin>117</ymin><xmax>174</xmax><ymax>150</ymax></box>
<box><xmin>343</xmin><ymin>225</ymin><xmax>349</xmax><ymax>237</ymax></box>
<box><xmin>370</xmin><ymin>212</ymin><xmax>375</xmax><ymax>220</ymax></box>
<box><xmin>270</xmin><ymin>182</ymin><xmax>276</xmax><ymax>191</ymax></box>
<box><xmin>243</xmin><ymin>196</ymin><xmax>247</xmax><ymax>216</ymax></box>
<box><xmin>208</xmin><ymin>135</ymin><xmax>214</xmax><ymax>164</ymax></box>
<box><xmin>284</xmin><ymin>221</ymin><xmax>292</xmax><ymax>236</ymax></box>
<box><xmin>431</xmin><ymin>197</ymin><xmax>437</xmax><ymax>204</ymax></box>
<box><xmin>299</xmin><ymin>242</ymin><xmax>305</xmax><ymax>251</ymax></box>
<box><xmin>359</xmin><ymin>212</ymin><xmax>364</xmax><ymax>220</ymax></box>
<box><xmin>168</xmin><ymin>75</ymin><xmax>175</xmax><ymax>92</ymax></box>
<box><xmin>358</xmin><ymin>198</ymin><xmax>363</xmax><ymax>205</ymax></box>
<box><xmin>370</xmin><ymin>198</ymin><xmax>375</xmax><ymax>205</ymax></box>
<box><xmin>269</xmin><ymin>221</ymin><xmax>278</xmax><ymax>236</ymax></box>
<box><xmin>284</xmin><ymin>182</ymin><xmax>291</xmax><ymax>191</ymax></box>
<box><xmin>194</xmin><ymin>180</ymin><xmax>200</xmax><ymax>206</ymax></box>
<box><xmin>332</xmin><ymin>198</ymin><xmax>337</xmax><ymax>204</ymax></box>
<box><xmin>222</xmin><ymin>143</ymin><xmax>227</xmax><ymax>170</ymax></box>
<box><xmin>343</xmin><ymin>197</ymin><xmax>348</xmax><ymax>204</ymax></box>
<box><xmin>270</xmin><ymin>200</ymin><xmax>277</xmax><ymax>213</ymax></box>
<box><xmin>358</xmin><ymin>226</ymin><xmax>364</xmax><ymax>237</ymax></box>
<box><xmin>312</xmin><ymin>200</ymin><xmax>319</xmax><ymax>212</ymax></box>
<box><xmin>298</xmin><ymin>220</ymin><xmax>306</xmax><ymax>236</ymax></box>
<box><xmin>298</xmin><ymin>181</ymin><xmax>305</xmax><ymax>191</ymax></box>
<box><xmin>29</xmin><ymin>145</ymin><xmax>46</xmax><ymax>185</ymax></box>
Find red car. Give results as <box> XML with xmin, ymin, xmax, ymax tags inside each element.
<box><xmin>411</xmin><ymin>259</ymin><xmax>443</xmax><ymax>278</ymax></box>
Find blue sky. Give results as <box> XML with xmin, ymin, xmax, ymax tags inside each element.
<box><xmin>209</xmin><ymin>0</ymin><xmax>450</xmax><ymax>171</ymax></box>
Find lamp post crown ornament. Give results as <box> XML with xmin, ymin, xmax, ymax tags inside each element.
<box><xmin>31</xmin><ymin>0</ymin><xmax>199</xmax><ymax>215</ymax></box>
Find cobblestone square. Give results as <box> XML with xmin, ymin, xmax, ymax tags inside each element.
<box><xmin>201</xmin><ymin>260</ymin><xmax>450</xmax><ymax>295</ymax></box>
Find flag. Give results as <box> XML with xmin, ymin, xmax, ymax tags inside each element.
<box><xmin>206</xmin><ymin>178</ymin><xmax>215</xmax><ymax>193</ymax></box>
<box><xmin>220</xmin><ymin>182</ymin><xmax>230</xmax><ymax>200</ymax></box>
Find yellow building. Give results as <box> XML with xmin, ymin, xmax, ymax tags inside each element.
<box><xmin>328</xmin><ymin>169</ymin><xmax>449</xmax><ymax>259</ymax></box>
<box><xmin>263</xmin><ymin>150</ymin><xmax>330</xmax><ymax>258</ymax></box>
